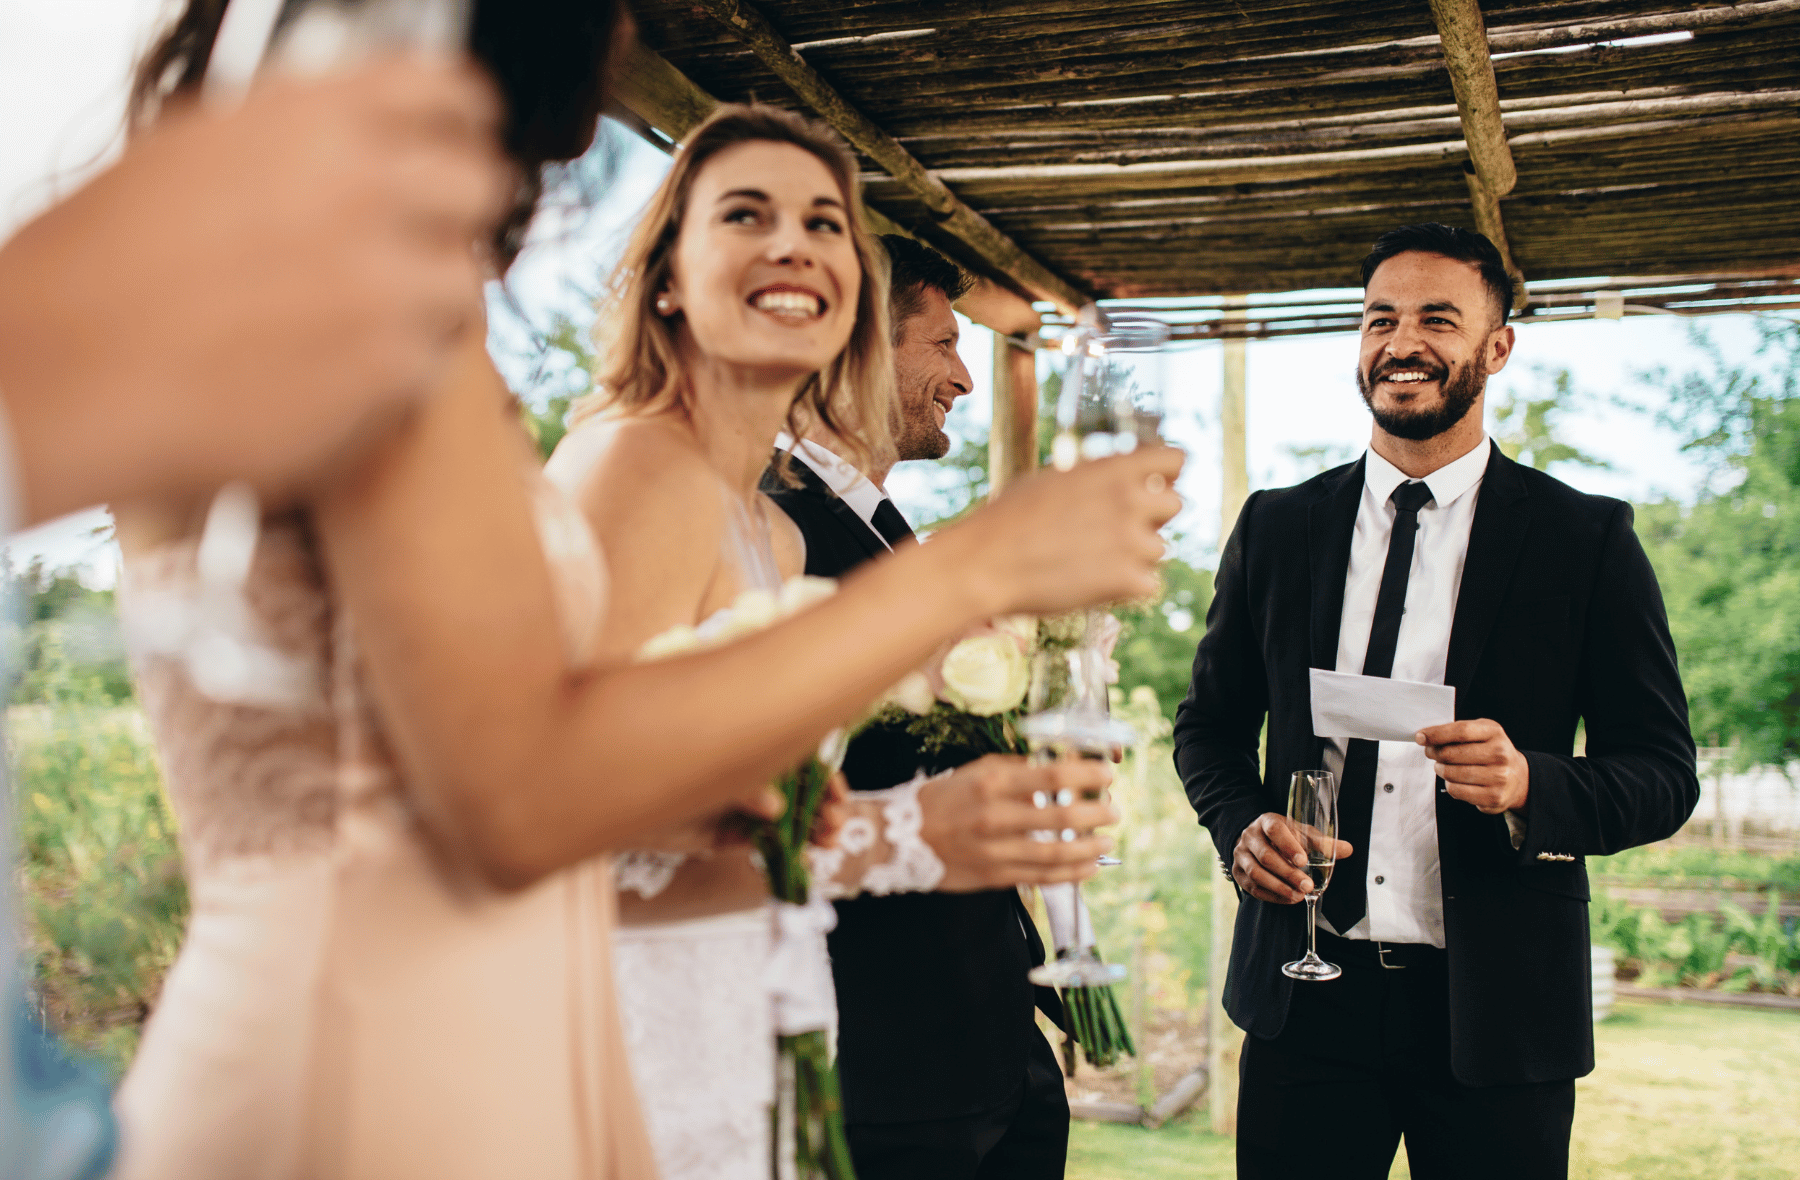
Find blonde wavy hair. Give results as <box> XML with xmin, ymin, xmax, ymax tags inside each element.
<box><xmin>572</xmin><ymin>104</ymin><xmax>896</xmax><ymax>474</ymax></box>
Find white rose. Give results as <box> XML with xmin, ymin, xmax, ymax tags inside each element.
<box><xmin>638</xmin><ymin>624</ymin><xmax>702</xmax><ymax>661</ymax></box>
<box><xmin>994</xmin><ymin>614</ymin><xmax>1038</xmax><ymax>649</ymax></box>
<box><xmin>940</xmin><ymin>633</ymin><xmax>1031</xmax><ymax>716</ymax></box>
<box><xmin>714</xmin><ymin>587</ymin><xmax>781</xmax><ymax>642</ymax></box>
<box><xmin>778</xmin><ymin>575</ymin><xmax>838</xmax><ymax>616</ymax></box>
<box><xmin>883</xmin><ymin>671</ymin><xmax>937</xmax><ymax>715</ymax></box>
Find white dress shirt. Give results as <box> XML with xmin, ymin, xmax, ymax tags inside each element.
<box><xmin>1318</xmin><ymin>437</ymin><xmax>1492</xmax><ymax>948</ymax></box>
<box><xmin>774</xmin><ymin>432</ymin><xmax>891</xmax><ymax>549</ymax></box>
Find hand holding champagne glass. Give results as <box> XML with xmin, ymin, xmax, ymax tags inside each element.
<box><xmin>1280</xmin><ymin>770</ymin><xmax>1343</xmax><ymax>982</ymax></box>
<box><xmin>1021</xmin><ymin>645</ymin><xmax>1133</xmax><ymax>989</ymax></box>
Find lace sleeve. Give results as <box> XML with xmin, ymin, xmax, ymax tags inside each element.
<box><xmin>614</xmin><ymin>850</ymin><xmax>688</xmax><ymax>899</ymax></box>
<box><xmin>807</xmin><ymin>773</ymin><xmax>946</xmax><ymax>901</ymax></box>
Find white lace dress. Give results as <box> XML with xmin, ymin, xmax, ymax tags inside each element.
<box><xmin>546</xmin><ymin>420</ymin><xmax>951</xmax><ymax>1180</ymax></box>
<box><xmin>611</xmin><ymin>777</ymin><xmax>946</xmax><ymax>1180</ymax></box>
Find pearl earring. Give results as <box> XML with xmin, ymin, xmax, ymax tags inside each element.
<box><xmin>655</xmin><ymin>295</ymin><xmax>674</xmax><ymax>316</ymax></box>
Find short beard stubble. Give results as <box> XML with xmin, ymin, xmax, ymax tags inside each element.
<box><xmin>1356</xmin><ymin>356</ymin><xmax>1486</xmax><ymax>441</ymax></box>
<box><xmin>893</xmin><ymin>371</ymin><xmax>951</xmax><ymax>462</ymax></box>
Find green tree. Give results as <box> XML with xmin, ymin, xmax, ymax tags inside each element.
<box><xmin>1632</xmin><ymin>322</ymin><xmax>1800</xmax><ymax>767</ymax></box>
<box><xmin>502</xmin><ymin>308</ymin><xmax>595</xmax><ymax>461</ymax></box>
<box><xmin>1112</xmin><ymin>556</ymin><xmax>1215</xmax><ymax>721</ymax></box>
<box><xmin>1491</xmin><ymin>365</ymin><xmax>1613</xmax><ymax>473</ymax></box>
<box><xmin>4</xmin><ymin>557</ymin><xmax>132</xmax><ymax>706</ymax></box>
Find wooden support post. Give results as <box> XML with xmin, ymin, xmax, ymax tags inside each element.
<box><xmin>1209</xmin><ymin>296</ymin><xmax>1248</xmax><ymax>1138</ymax></box>
<box><xmin>988</xmin><ymin>331</ymin><xmax>1040</xmax><ymax>496</ymax></box>
<box><xmin>1220</xmin><ymin>298</ymin><xmax>1249</xmax><ymax>533</ymax></box>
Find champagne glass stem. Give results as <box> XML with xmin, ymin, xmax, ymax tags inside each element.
<box><xmin>1305</xmin><ymin>894</ymin><xmax>1320</xmax><ymax>962</ymax></box>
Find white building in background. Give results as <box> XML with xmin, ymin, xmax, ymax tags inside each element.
<box><xmin>1693</xmin><ymin>750</ymin><xmax>1800</xmax><ymax>835</ymax></box>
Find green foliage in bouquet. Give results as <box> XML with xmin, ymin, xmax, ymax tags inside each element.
<box><xmin>867</xmin><ymin>700</ymin><xmax>1024</xmax><ymax>761</ymax></box>
<box><xmin>1063</xmin><ymin>975</ymin><xmax>1136</xmax><ymax>1070</ymax></box>
<box><xmin>751</xmin><ymin>755</ymin><xmax>856</xmax><ymax>1180</ymax></box>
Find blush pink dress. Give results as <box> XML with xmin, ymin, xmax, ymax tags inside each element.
<box><xmin>111</xmin><ymin>484</ymin><xmax>656</xmax><ymax>1180</ymax></box>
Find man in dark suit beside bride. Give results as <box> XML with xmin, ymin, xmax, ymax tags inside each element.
<box><xmin>762</xmin><ymin>235</ymin><xmax>1070</xmax><ymax>1179</ymax></box>
<box><xmin>1175</xmin><ymin>223</ymin><xmax>1700</xmax><ymax>1179</ymax></box>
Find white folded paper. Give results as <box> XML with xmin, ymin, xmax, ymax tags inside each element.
<box><xmin>1309</xmin><ymin>667</ymin><xmax>1455</xmax><ymax>743</ymax></box>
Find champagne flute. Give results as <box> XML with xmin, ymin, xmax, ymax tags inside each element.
<box><xmin>1051</xmin><ymin>306</ymin><xmax>1171</xmax><ymax>471</ymax></box>
<box><xmin>1021</xmin><ymin>647</ymin><xmax>1134</xmax><ymax>989</ymax></box>
<box><xmin>1280</xmin><ymin>770</ymin><xmax>1342</xmax><ymax>982</ymax></box>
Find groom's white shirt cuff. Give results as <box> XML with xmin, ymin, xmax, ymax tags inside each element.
<box><xmin>774</xmin><ymin>432</ymin><xmax>890</xmax><ymax>549</ymax></box>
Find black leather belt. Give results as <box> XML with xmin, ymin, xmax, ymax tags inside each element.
<box><xmin>1316</xmin><ymin>929</ymin><xmax>1445</xmax><ymax>971</ymax></box>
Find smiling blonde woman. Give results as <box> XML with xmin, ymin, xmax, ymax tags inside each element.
<box><xmin>547</xmin><ymin>104</ymin><xmax>1144</xmax><ymax>1180</ymax></box>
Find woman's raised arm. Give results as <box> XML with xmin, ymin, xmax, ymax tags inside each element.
<box><xmin>314</xmin><ymin>336</ymin><xmax>1182</xmax><ymax>890</ymax></box>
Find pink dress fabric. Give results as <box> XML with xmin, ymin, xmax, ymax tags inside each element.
<box><xmin>111</xmin><ymin>485</ymin><xmax>657</xmax><ymax>1180</ymax></box>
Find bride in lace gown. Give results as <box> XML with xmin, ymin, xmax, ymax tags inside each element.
<box><xmin>547</xmin><ymin>105</ymin><xmax>1128</xmax><ymax>1180</ymax></box>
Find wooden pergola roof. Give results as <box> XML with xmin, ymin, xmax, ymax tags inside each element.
<box><xmin>615</xmin><ymin>0</ymin><xmax>1800</xmax><ymax>335</ymax></box>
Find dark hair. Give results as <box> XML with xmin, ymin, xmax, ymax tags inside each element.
<box><xmin>1360</xmin><ymin>223</ymin><xmax>1516</xmax><ymax>325</ymax></box>
<box><xmin>128</xmin><ymin>0</ymin><xmax>623</xmax><ymax>268</ymax></box>
<box><xmin>879</xmin><ymin>234</ymin><xmax>972</xmax><ymax>343</ymax></box>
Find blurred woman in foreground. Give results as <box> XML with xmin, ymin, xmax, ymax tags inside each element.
<box><xmin>109</xmin><ymin>3</ymin><xmax>1184</xmax><ymax>1178</ymax></box>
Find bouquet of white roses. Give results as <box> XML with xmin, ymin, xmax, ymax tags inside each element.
<box><xmin>638</xmin><ymin>575</ymin><xmax>854</xmax><ymax>1180</ymax></box>
<box><xmin>867</xmin><ymin>611</ymin><xmax>1136</xmax><ymax>1074</ymax></box>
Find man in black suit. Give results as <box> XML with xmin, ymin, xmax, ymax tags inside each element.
<box><xmin>1173</xmin><ymin>223</ymin><xmax>1699</xmax><ymax>1180</ymax></box>
<box><xmin>762</xmin><ymin>235</ymin><xmax>1070</xmax><ymax>1179</ymax></box>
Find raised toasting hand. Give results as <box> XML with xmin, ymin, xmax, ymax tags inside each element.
<box><xmin>1231</xmin><ymin>812</ymin><xmax>1356</xmax><ymax>905</ymax></box>
<box><xmin>921</xmin><ymin>755</ymin><xmax>1118</xmax><ymax>891</ymax></box>
<box><xmin>0</xmin><ymin>54</ymin><xmax>511</xmax><ymax>524</ymax></box>
<box><xmin>930</xmin><ymin>445</ymin><xmax>1186</xmax><ymax>616</ymax></box>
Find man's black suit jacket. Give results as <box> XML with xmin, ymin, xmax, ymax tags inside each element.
<box><xmin>1173</xmin><ymin>444</ymin><xmax>1699</xmax><ymax>1087</ymax></box>
<box><xmin>762</xmin><ymin>457</ymin><xmax>1057</xmax><ymax>1126</ymax></box>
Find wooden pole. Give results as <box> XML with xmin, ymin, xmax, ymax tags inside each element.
<box><xmin>1462</xmin><ymin>166</ymin><xmax>1528</xmax><ymax>311</ymax></box>
<box><xmin>1427</xmin><ymin>0</ymin><xmax>1517</xmax><ymax>196</ymax></box>
<box><xmin>1209</xmin><ymin>296</ymin><xmax>1248</xmax><ymax>1139</ymax></box>
<box><xmin>689</xmin><ymin>0</ymin><xmax>1088</xmax><ymax>315</ymax></box>
<box><xmin>988</xmin><ymin>333</ymin><xmax>1041</xmax><ymax>496</ymax></box>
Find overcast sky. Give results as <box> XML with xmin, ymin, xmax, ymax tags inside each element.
<box><xmin>2</xmin><ymin>0</ymin><xmax>1777</xmax><ymax>584</ymax></box>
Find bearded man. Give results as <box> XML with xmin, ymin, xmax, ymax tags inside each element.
<box><xmin>762</xmin><ymin>235</ymin><xmax>1071</xmax><ymax>1180</ymax></box>
<box><xmin>1173</xmin><ymin>223</ymin><xmax>1698</xmax><ymax>1180</ymax></box>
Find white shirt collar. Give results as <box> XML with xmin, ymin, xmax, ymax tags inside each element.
<box><xmin>1363</xmin><ymin>435</ymin><xmax>1491</xmax><ymax>512</ymax></box>
<box><xmin>774</xmin><ymin>432</ymin><xmax>889</xmax><ymax>533</ymax></box>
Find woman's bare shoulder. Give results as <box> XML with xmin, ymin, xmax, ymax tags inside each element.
<box><xmin>550</xmin><ymin>414</ymin><xmax>726</xmax><ymax>540</ymax></box>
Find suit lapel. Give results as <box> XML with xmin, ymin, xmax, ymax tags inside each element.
<box><xmin>1444</xmin><ymin>443</ymin><xmax>1531</xmax><ymax>700</ymax></box>
<box><xmin>1308</xmin><ymin>457</ymin><xmax>1366</xmax><ymax>670</ymax></box>
<box><xmin>790</xmin><ymin>459</ymin><xmax>888</xmax><ymax>563</ymax></box>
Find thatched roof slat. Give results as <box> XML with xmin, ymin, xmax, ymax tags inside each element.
<box><xmin>620</xmin><ymin>0</ymin><xmax>1800</xmax><ymax>309</ymax></box>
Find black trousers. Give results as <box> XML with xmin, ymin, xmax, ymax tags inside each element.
<box><xmin>845</xmin><ymin>1032</ymin><xmax>1068</xmax><ymax>1180</ymax></box>
<box><xmin>1237</xmin><ymin>931</ymin><xmax>1575</xmax><ymax>1180</ymax></box>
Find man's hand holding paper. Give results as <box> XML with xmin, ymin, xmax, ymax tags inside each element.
<box><xmin>1418</xmin><ymin>720</ymin><xmax>1531</xmax><ymax>815</ymax></box>
<box><xmin>1307</xmin><ymin>668</ymin><xmax>1528</xmax><ymax>816</ymax></box>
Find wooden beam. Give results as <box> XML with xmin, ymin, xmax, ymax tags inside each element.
<box><xmin>1462</xmin><ymin>165</ymin><xmax>1527</xmax><ymax>310</ymax></box>
<box><xmin>687</xmin><ymin>0</ymin><xmax>1088</xmax><ymax>316</ymax></box>
<box><xmin>872</xmin><ymin>114</ymin><xmax>1800</xmax><ymax>198</ymax></box>
<box><xmin>1429</xmin><ymin>0</ymin><xmax>1518</xmax><ymax>198</ymax></box>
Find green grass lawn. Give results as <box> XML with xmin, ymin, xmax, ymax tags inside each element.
<box><xmin>1069</xmin><ymin>1000</ymin><xmax>1800</xmax><ymax>1180</ymax></box>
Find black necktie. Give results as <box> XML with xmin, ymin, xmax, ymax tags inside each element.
<box><xmin>1323</xmin><ymin>479</ymin><xmax>1435</xmax><ymax>932</ymax></box>
<box><xmin>869</xmin><ymin>498</ymin><xmax>915</xmax><ymax>548</ymax></box>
